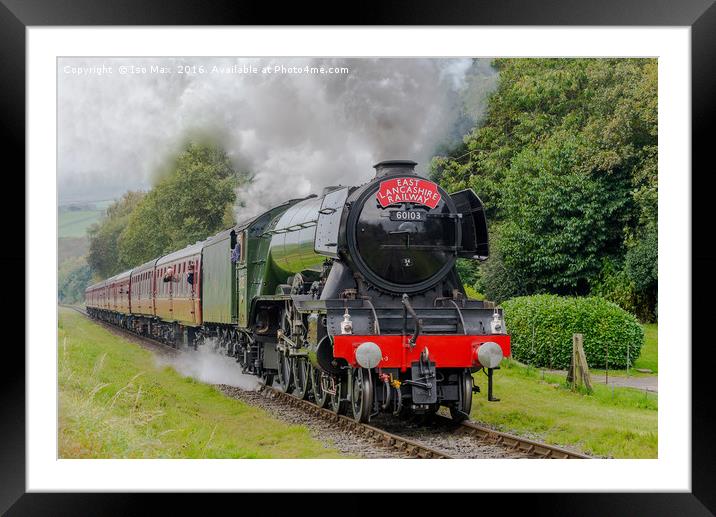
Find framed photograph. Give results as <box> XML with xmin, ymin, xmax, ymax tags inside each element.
<box><xmin>6</xmin><ymin>0</ymin><xmax>713</xmax><ymax>513</ymax></box>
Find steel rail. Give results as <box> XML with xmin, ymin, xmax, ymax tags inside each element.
<box><xmin>434</xmin><ymin>415</ymin><xmax>592</xmax><ymax>459</ymax></box>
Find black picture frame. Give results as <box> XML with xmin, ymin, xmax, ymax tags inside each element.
<box><xmin>4</xmin><ymin>1</ymin><xmax>714</xmax><ymax>514</ymax></box>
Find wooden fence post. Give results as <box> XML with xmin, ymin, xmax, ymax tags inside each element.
<box><xmin>569</xmin><ymin>333</ymin><xmax>593</xmax><ymax>393</ymax></box>
<box><xmin>567</xmin><ymin>335</ymin><xmax>576</xmax><ymax>385</ymax></box>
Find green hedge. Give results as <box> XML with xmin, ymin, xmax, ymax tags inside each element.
<box><xmin>502</xmin><ymin>295</ymin><xmax>644</xmax><ymax>369</ymax></box>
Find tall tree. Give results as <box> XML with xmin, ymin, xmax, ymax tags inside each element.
<box><xmin>86</xmin><ymin>191</ymin><xmax>145</xmax><ymax>279</ymax></box>
<box><xmin>118</xmin><ymin>142</ymin><xmax>239</xmax><ymax>268</ymax></box>
<box><xmin>432</xmin><ymin>59</ymin><xmax>657</xmax><ymax>318</ymax></box>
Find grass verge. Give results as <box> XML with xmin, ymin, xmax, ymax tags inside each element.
<box><xmin>58</xmin><ymin>307</ymin><xmax>345</xmax><ymax>458</ymax></box>
<box><xmin>471</xmin><ymin>359</ymin><xmax>657</xmax><ymax>458</ymax></box>
<box><xmin>633</xmin><ymin>323</ymin><xmax>658</xmax><ymax>373</ymax></box>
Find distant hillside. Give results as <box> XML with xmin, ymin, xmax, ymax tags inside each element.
<box><xmin>58</xmin><ymin>200</ymin><xmax>112</xmax><ymax>303</ymax></box>
<box><xmin>59</xmin><ymin>236</ymin><xmax>89</xmax><ymax>264</ymax></box>
<box><xmin>58</xmin><ymin>200</ymin><xmax>112</xmax><ymax>238</ymax></box>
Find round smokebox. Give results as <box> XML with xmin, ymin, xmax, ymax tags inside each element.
<box><xmin>345</xmin><ymin>167</ymin><xmax>460</xmax><ymax>294</ymax></box>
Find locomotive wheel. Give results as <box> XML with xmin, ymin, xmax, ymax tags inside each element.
<box><xmin>311</xmin><ymin>365</ymin><xmax>330</xmax><ymax>408</ymax></box>
<box><xmin>450</xmin><ymin>370</ymin><xmax>473</xmax><ymax>422</ymax></box>
<box><xmin>292</xmin><ymin>357</ymin><xmax>311</xmax><ymax>400</ymax></box>
<box><xmin>278</xmin><ymin>310</ymin><xmax>295</xmax><ymax>393</ymax></box>
<box><xmin>351</xmin><ymin>368</ymin><xmax>374</xmax><ymax>423</ymax></box>
<box><xmin>277</xmin><ymin>352</ymin><xmax>294</xmax><ymax>393</ymax></box>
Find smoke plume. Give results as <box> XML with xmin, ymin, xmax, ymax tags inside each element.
<box><xmin>58</xmin><ymin>57</ymin><xmax>498</xmax><ymax>217</ymax></box>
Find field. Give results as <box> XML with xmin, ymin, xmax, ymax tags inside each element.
<box><xmin>58</xmin><ymin>200</ymin><xmax>113</xmax><ymax>239</ymax></box>
<box><xmin>470</xmin><ymin>358</ymin><xmax>658</xmax><ymax>458</ymax></box>
<box><xmin>58</xmin><ymin>307</ymin><xmax>344</xmax><ymax>458</ymax></box>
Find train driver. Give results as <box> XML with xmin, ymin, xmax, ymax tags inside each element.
<box><xmin>231</xmin><ymin>240</ymin><xmax>241</xmax><ymax>264</ymax></box>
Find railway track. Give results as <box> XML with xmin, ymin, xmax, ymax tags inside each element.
<box><xmin>434</xmin><ymin>416</ymin><xmax>591</xmax><ymax>459</ymax></box>
<box><xmin>63</xmin><ymin>305</ymin><xmax>591</xmax><ymax>460</ymax></box>
<box><xmin>256</xmin><ymin>384</ymin><xmax>590</xmax><ymax>459</ymax></box>
<box><xmin>257</xmin><ymin>384</ymin><xmax>454</xmax><ymax>458</ymax></box>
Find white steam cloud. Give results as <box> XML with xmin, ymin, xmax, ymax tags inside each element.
<box><xmin>58</xmin><ymin>57</ymin><xmax>497</xmax><ymax>218</ymax></box>
<box><xmin>155</xmin><ymin>340</ymin><xmax>260</xmax><ymax>390</ymax></box>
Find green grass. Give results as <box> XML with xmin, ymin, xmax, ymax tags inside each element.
<box><xmin>471</xmin><ymin>359</ymin><xmax>657</xmax><ymax>458</ymax></box>
<box><xmin>634</xmin><ymin>323</ymin><xmax>658</xmax><ymax>373</ymax></box>
<box><xmin>58</xmin><ymin>307</ymin><xmax>346</xmax><ymax>458</ymax></box>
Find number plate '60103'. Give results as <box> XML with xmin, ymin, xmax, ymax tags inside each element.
<box><xmin>389</xmin><ymin>210</ymin><xmax>425</xmax><ymax>222</ymax></box>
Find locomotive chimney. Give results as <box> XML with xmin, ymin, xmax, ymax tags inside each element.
<box><xmin>372</xmin><ymin>160</ymin><xmax>418</xmax><ymax>178</ymax></box>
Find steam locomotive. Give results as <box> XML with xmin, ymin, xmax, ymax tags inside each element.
<box><xmin>85</xmin><ymin>160</ymin><xmax>511</xmax><ymax>423</ymax></box>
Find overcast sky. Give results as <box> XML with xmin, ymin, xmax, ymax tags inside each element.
<box><xmin>58</xmin><ymin>57</ymin><xmax>494</xmax><ymax>218</ymax></box>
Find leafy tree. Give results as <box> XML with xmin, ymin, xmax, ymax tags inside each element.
<box><xmin>433</xmin><ymin>58</ymin><xmax>657</xmax><ymax>319</ymax></box>
<box><xmin>455</xmin><ymin>258</ymin><xmax>479</xmax><ymax>291</ymax></box>
<box><xmin>625</xmin><ymin>228</ymin><xmax>658</xmax><ymax>292</ymax></box>
<box><xmin>624</xmin><ymin>227</ymin><xmax>658</xmax><ymax>320</ymax></box>
<box><xmin>118</xmin><ymin>142</ymin><xmax>239</xmax><ymax>268</ymax></box>
<box><xmin>498</xmin><ymin>131</ymin><xmax>632</xmax><ymax>294</ymax></box>
<box><xmin>87</xmin><ymin>191</ymin><xmax>145</xmax><ymax>278</ymax></box>
<box><xmin>58</xmin><ymin>260</ymin><xmax>91</xmax><ymax>304</ymax></box>
<box><xmin>477</xmin><ymin>237</ymin><xmax>530</xmax><ymax>304</ymax></box>
<box><xmin>589</xmin><ymin>256</ymin><xmax>654</xmax><ymax>322</ymax></box>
